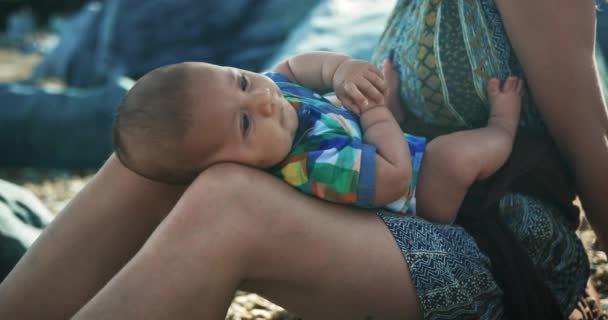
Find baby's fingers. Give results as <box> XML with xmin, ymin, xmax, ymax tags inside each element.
<box><xmin>357</xmin><ymin>79</ymin><xmax>385</xmax><ymax>106</ymax></box>
<box><xmin>343</xmin><ymin>81</ymin><xmax>369</xmax><ymax>110</ymax></box>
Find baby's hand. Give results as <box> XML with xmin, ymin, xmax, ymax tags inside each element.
<box><xmin>333</xmin><ymin>59</ymin><xmax>387</xmax><ymax>114</ymax></box>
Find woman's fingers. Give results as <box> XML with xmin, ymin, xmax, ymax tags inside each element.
<box><xmin>341</xmin><ymin>96</ymin><xmax>361</xmax><ymax>114</ymax></box>
<box><xmin>356</xmin><ymin>79</ymin><xmax>385</xmax><ymax>106</ymax></box>
<box><xmin>365</xmin><ymin>69</ymin><xmax>388</xmax><ymax>96</ymax></box>
<box><xmin>382</xmin><ymin>59</ymin><xmax>400</xmax><ymax>96</ymax></box>
<box><xmin>343</xmin><ymin>81</ymin><xmax>368</xmax><ymax>111</ymax></box>
<box><xmin>382</xmin><ymin>59</ymin><xmax>403</xmax><ymax>111</ymax></box>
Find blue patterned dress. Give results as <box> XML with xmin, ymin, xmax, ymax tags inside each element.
<box><xmin>371</xmin><ymin>0</ymin><xmax>589</xmax><ymax>319</ymax></box>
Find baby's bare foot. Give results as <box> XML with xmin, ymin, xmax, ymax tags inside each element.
<box><xmin>472</xmin><ymin>76</ymin><xmax>523</xmax><ymax>180</ymax></box>
<box><xmin>487</xmin><ymin>76</ymin><xmax>523</xmax><ymax>138</ymax></box>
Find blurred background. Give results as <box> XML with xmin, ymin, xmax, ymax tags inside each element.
<box><xmin>0</xmin><ymin>1</ymin><xmax>606</xmax><ymax>319</ymax></box>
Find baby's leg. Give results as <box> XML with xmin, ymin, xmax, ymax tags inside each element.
<box><xmin>415</xmin><ymin>77</ymin><xmax>523</xmax><ymax>223</ymax></box>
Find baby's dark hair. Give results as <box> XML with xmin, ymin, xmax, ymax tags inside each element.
<box><xmin>112</xmin><ymin>63</ymin><xmax>201</xmax><ymax>184</ymax></box>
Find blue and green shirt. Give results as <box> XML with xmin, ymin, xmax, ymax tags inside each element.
<box><xmin>267</xmin><ymin>72</ymin><xmax>426</xmax><ymax>213</ymax></box>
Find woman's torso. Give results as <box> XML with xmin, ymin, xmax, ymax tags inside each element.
<box><xmin>372</xmin><ymin>0</ymin><xmax>546</xmax><ymax>138</ymax></box>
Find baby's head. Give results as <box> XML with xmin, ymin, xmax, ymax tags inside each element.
<box><xmin>113</xmin><ymin>62</ymin><xmax>298</xmax><ymax>184</ymax></box>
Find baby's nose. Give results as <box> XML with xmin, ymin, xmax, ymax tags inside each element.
<box><xmin>252</xmin><ymin>88</ymin><xmax>273</xmax><ymax>117</ymax></box>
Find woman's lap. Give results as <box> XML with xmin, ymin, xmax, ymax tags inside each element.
<box><xmin>498</xmin><ymin>194</ymin><xmax>589</xmax><ymax>313</ymax></box>
<box><xmin>171</xmin><ymin>163</ymin><xmax>423</xmax><ymax>320</ymax></box>
<box><xmin>195</xmin><ymin>165</ymin><xmax>587</xmax><ymax>319</ymax></box>
<box><xmin>221</xmin><ymin>164</ymin><xmax>587</xmax><ymax>319</ymax></box>
<box><xmin>376</xmin><ymin>210</ymin><xmax>505</xmax><ymax>319</ymax></box>
<box><xmin>376</xmin><ymin>193</ymin><xmax>588</xmax><ymax>319</ymax></box>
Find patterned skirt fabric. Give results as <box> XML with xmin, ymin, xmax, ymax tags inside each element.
<box><xmin>372</xmin><ymin>0</ymin><xmax>589</xmax><ymax>319</ymax></box>
<box><xmin>377</xmin><ymin>194</ymin><xmax>588</xmax><ymax>320</ymax></box>
<box><xmin>376</xmin><ymin>210</ymin><xmax>505</xmax><ymax>320</ymax></box>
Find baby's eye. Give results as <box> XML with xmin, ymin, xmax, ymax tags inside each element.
<box><xmin>241</xmin><ymin>113</ymin><xmax>250</xmax><ymax>136</ymax></box>
<box><xmin>240</xmin><ymin>75</ymin><xmax>248</xmax><ymax>91</ymax></box>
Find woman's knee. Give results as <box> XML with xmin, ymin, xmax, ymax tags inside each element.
<box><xmin>164</xmin><ymin>163</ymin><xmax>282</xmax><ymax>253</ymax></box>
<box><xmin>172</xmin><ymin>164</ymin><xmax>271</xmax><ymax>220</ymax></box>
<box><xmin>191</xmin><ymin>163</ymin><xmax>260</xmax><ymax>202</ymax></box>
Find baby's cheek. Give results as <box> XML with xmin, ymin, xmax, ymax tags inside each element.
<box><xmin>277</xmin><ymin>137</ymin><xmax>293</xmax><ymax>160</ymax></box>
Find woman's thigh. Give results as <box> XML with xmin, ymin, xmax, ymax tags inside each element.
<box><xmin>72</xmin><ymin>163</ymin><xmax>422</xmax><ymax>320</ymax></box>
<box><xmin>183</xmin><ymin>163</ymin><xmax>422</xmax><ymax>320</ymax></box>
<box><xmin>72</xmin><ymin>163</ymin><xmax>506</xmax><ymax>319</ymax></box>
<box><xmin>180</xmin><ymin>164</ymin><xmax>507</xmax><ymax>319</ymax></box>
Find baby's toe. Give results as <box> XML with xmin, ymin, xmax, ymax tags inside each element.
<box><xmin>487</xmin><ymin>77</ymin><xmax>501</xmax><ymax>97</ymax></box>
<box><xmin>502</xmin><ymin>76</ymin><xmax>519</xmax><ymax>92</ymax></box>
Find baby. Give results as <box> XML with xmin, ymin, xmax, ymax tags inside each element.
<box><xmin>112</xmin><ymin>52</ymin><xmax>522</xmax><ymax>223</ymax></box>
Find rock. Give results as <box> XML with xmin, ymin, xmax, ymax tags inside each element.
<box><xmin>250</xmin><ymin>308</ymin><xmax>272</xmax><ymax>319</ymax></box>
<box><xmin>0</xmin><ymin>76</ymin><xmax>132</xmax><ymax>168</ymax></box>
<box><xmin>33</xmin><ymin>0</ymin><xmax>320</xmax><ymax>87</ymax></box>
<box><xmin>0</xmin><ymin>178</ymin><xmax>54</xmax><ymax>280</ymax></box>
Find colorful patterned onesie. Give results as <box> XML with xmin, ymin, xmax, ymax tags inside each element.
<box><xmin>266</xmin><ymin>72</ymin><xmax>426</xmax><ymax>214</ymax></box>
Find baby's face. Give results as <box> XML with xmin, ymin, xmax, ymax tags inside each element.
<box><xmin>184</xmin><ymin>63</ymin><xmax>299</xmax><ymax>169</ymax></box>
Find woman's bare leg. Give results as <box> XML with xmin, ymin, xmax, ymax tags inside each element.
<box><xmin>0</xmin><ymin>155</ymin><xmax>186</xmax><ymax>320</ymax></box>
<box><xmin>74</xmin><ymin>163</ymin><xmax>422</xmax><ymax>320</ymax></box>
<box><xmin>416</xmin><ymin>77</ymin><xmax>523</xmax><ymax>223</ymax></box>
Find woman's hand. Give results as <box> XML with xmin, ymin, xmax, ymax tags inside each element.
<box><xmin>382</xmin><ymin>59</ymin><xmax>407</xmax><ymax>127</ymax></box>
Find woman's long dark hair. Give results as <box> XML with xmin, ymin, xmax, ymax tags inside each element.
<box><xmin>456</xmin><ymin>131</ymin><xmax>579</xmax><ymax>319</ymax></box>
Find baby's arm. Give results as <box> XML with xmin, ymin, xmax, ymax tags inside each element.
<box><xmin>359</xmin><ymin>101</ymin><xmax>412</xmax><ymax>205</ymax></box>
<box><xmin>273</xmin><ymin>52</ymin><xmax>385</xmax><ymax>110</ymax></box>
<box><xmin>274</xmin><ymin>53</ymin><xmax>411</xmax><ymax>205</ymax></box>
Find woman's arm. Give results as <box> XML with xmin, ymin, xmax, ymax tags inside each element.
<box><xmin>0</xmin><ymin>155</ymin><xmax>186</xmax><ymax>320</ymax></box>
<box><xmin>496</xmin><ymin>0</ymin><xmax>608</xmax><ymax>248</ymax></box>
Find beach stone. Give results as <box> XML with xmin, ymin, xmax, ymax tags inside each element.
<box><xmin>0</xmin><ymin>179</ymin><xmax>54</xmax><ymax>280</ymax></box>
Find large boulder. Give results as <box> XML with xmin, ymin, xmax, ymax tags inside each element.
<box><xmin>1</xmin><ymin>0</ymin><xmax>320</xmax><ymax>169</ymax></box>
<box><xmin>0</xmin><ymin>78</ymin><xmax>131</xmax><ymax>168</ymax></box>
<box><xmin>33</xmin><ymin>0</ymin><xmax>320</xmax><ymax>87</ymax></box>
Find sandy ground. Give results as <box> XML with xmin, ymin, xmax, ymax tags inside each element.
<box><xmin>1</xmin><ymin>48</ymin><xmax>607</xmax><ymax>318</ymax></box>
